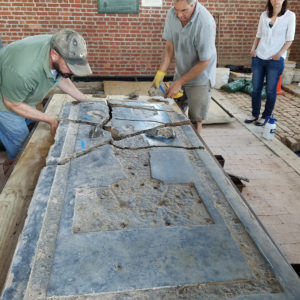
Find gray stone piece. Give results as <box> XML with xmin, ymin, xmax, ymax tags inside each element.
<box><xmin>61</xmin><ymin>101</ymin><xmax>110</xmax><ymax>125</ymax></box>
<box><xmin>47</xmin><ymin>101</ymin><xmax>111</xmax><ymax>165</ymax></box>
<box><xmin>109</xmin><ymin>99</ymin><xmax>188</xmax><ymax>141</ymax></box>
<box><xmin>107</xmin><ymin>98</ymin><xmax>173</xmax><ymax>112</ymax></box>
<box><xmin>2</xmin><ymin>98</ymin><xmax>300</xmax><ymax>300</ymax></box>
<box><xmin>150</xmin><ymin>148</ymin><xmax>198</xmax><ymax>184</ymax></box>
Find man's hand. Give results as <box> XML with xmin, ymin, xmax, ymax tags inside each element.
<box><xmin>166</xmin><ymin>81</ymin><xmax>182</xmax><ymax>98</ymax></box>
<box><xmin>250</xmin><ymin>49</ymin><xmax>256</xmax><ymax>57</ymax></box>
<box><xmin>48</xmin><ymin>117</ymin><xmax>59</xmax><ymax>137</ymax></box>
<box><xmin>71</xmin><ymin>100</ymin><xmax>82</xmax><ymax>105</ymax></box>
<box><xmin>3</xmin><ymin>97</ymin><xmax>59</xmax><ymax>137</ymax></box>
<box><xmin>153</xmin><ymin>70</ymin><xmax>166</xmax><ymax>88</ymax></box>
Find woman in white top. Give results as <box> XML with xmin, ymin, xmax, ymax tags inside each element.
<box><xmin>245</xmin><ymin>0</ymin><xmax>296</xmax><ymax>126</ymax></box>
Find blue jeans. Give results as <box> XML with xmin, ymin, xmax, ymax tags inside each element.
<box><xmin>251</xmin><ymin>56</ymin><xmax>284</xmax><ymax>119</ymax></box>
<box><xmin>0</xmin><ymin>111</ymin><xmax>33</xmax><ymax>159</ymax></box>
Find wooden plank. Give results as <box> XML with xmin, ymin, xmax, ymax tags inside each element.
<box><xmin>104</xmin><ymin>81</ymin><xmax>152</xmax><ymax>96</ymax></box>
<box><xmin>0</xmin><ymin>94</ymin><xmax>72</xmax><ymax>293</ymax></box>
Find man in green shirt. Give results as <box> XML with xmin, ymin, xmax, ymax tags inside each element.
<box><xmin>0</xmin><ymin>29</ymin><xmax>92</xmax><ymax>172</ymax></box>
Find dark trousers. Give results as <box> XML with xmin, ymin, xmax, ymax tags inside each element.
<box><xmin>251</xmin><ymin>56</ymin><xmax>284</xmax><ymax>119</ymax></box>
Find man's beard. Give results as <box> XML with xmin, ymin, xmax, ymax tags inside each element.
<box><xmin>52</xmin><ymin>61</ymin><xmax>72</xmax><ymax>79</ymax></box>
<box><xmin>52</xmin><ymin>61</ymin><xmax>62</xmax><ymax>74</ymax></box>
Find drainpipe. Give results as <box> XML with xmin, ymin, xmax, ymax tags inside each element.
<box><xmin>213</xmin><ymin>12</ymin><xmax>221</xmax><ymax>67</ymax></box>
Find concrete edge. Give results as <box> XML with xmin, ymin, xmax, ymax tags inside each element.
<box><xmin>282</xmin><ymin>84</ymin><xmax>300</xmax><ymax>97</ymax></box>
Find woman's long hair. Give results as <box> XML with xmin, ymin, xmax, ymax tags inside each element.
<box><xmin>266</xmin><ymin>0</ymin><xmax>288</xmax><ymax>17</ymax></box>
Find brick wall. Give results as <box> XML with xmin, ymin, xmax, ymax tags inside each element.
<box><xmin>0</xmin><ymin>0</ymin><xmax>299</xmax><ymax>77</ymax></box>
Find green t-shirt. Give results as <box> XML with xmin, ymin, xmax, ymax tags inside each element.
<box><xmin>0</xmin><ymin>34</ymin><xmax>62</xmax><ymax>112</ymax></box>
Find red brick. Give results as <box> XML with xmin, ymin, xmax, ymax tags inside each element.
<box><xmin>0</xmin><ymin>0</ymin><xmax>299</xmax><ymax>76</ymax></box>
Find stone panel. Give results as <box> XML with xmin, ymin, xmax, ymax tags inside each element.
<box><xmin>2</xmin><ymin>98</ymin><xmax>300</xmax><ymax>300</ymax></box>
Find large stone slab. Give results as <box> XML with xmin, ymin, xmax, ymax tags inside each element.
<box><xmin>47</xmin><ymin>226</ymin><xmax>252</xmax><ymax>296</ymax></box>
<box><xmin>2</xmin><ymin>98</ymin><xmax>300</xmax><ymax>299</ymax></box>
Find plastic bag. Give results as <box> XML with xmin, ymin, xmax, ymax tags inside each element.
<box><xmin>242</xmin><ymin>79</ymin><xmax>266</xmax><ymax>99</ymax></box>
<box><xmin>222</xmin><ymin>79</ymin><xmax>266</xmax><ymax>99</ymax></box>
<box><xmin>221</xmin><ymin>79</ymin><xmax>246</xmax><ymax>92</ymax></box>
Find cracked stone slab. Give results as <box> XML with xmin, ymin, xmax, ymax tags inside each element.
<box><xmin>140</xmin><ymin>125</ymin><xmax>204</xmax><ymax>149</ymax></box>
<box><xmin>112</xmin><ymin>126</ymin><xmax>203</xmax><ymax>150</ymax></box>
<box><xmin>107</xmin><ymin>98</ymin><xmax>174</xmax><ymax>112</ymax></box>
<box><xmin>60</xmin><ymin>101</ymin><xmax>109</xmax><ymax>125</ymax></box>
<box><xmin>112</xmin><ymin>106</ymin><xmax>170</xmax><ymax>123</ymax></box>
<box><xmin>110</xmin><ymin>104</ymin><xmax>173</xmax><ymax>140</ymax></box>
<box><xmin>47</xmin><ymin>102</ymin><xmax>111</xmax><ymax>165</ymax></box>
<box><xmin>109</xmin><ymin>98</ymin><xmax>189</xmax><ymax>141</ymax></box>
<box><xmin>2</xmin><ymin>97</ymin><xmax>300</xmax><ymax>300</ymax></box>
<box><xmin>110</xmin><ymin>104</ymin><xmax>188</xmax><ymax>124</ymax></box>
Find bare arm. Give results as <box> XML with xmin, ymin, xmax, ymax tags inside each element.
<box><xmin>3</xmin><ymin>97</ymin><xmax>58</xmax><ymax>136</ymax></box>
<box><xmin>250</xmin><ymin>37</ymin><xmax>261</xmax><ymax>57</ymax></box>
<box><xmin>167</xmin><ymin>59</ymin><xmax>210</xmax><ymax>98</ymax></box>
<box><xmin>58</xmin><ymin>78</ymin><xmax>89</xmax><ymax>101</ymax></box>
<box><xmin>271</xmin><ymin>41</ymin><xmax>293</xmax><ymax>60</ymax></box>
<box><xmin>159</xmin><ymin>41</ymin><xmax>174</xmax><ymax>73</ymax></box>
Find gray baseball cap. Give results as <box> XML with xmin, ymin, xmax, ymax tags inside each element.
<box><xmin>51</xmin><ymin>29</ymin><xmax>92</xmax><ymax>76</ymax></box>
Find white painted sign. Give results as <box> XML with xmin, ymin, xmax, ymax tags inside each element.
<box><xmin>142</xmin><ymin>0</ymin><xmax>162</xmax><ymax>7</ymax></box>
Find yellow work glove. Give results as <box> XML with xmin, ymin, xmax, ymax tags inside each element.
<box><xmin>153</xmin><ymin>70</ymin><xmax>166</xmax><ymax>88</ymax></box>
<box><xmin>165</xmin><ymin>82</ymin><xmax>184</xmax><ymax>99</ymax></box>
<box><xmin>173</xmin><ymin>90</ymin><xmax>183</xmax><ymax>99</ymax></box>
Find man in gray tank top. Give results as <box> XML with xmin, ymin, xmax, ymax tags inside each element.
<box><xmin>153</xmin><ymin>0</ymin><xmax>216</xmax><ymax>134</ymax></box>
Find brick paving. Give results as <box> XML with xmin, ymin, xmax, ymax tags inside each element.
<box><xmin>219</xmin><ymin>85</ymin><xmax>300</xmax><ymax>152</ymax></box>
<box><xmin>202</xmin><ymin>90</ymin><xmax>300</xmax><ymax>265</ymax></box>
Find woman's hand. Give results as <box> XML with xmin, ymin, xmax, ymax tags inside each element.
<box><xmin>250</xmin><ymin>49</ymin><xmax>256</xmax><ymax>57</ymax></box>
<box><xmin>270</xmin><ymin>53</ymin><xmax>281</xmax><ymax>60</ymax></box>
<box><xmin>250</xmin><ymin>38</ymin><xmax>260</xmax><ymax>57</ymax></box>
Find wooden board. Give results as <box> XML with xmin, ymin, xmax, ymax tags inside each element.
<box><xmin>0</xmin><ymin>94</ymin><xmax>75</xmax><ymax>293</ymax></box>
<box><xmin>104</xmin><ymin>81</ymin><xmax>152</xmax><ymax>96</ymax></box>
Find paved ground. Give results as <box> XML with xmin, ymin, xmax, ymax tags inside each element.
<box><xmin>224</xmin><ymin>83</ymin><xmax>300</xmax><ymax>152</ymax></box>
<box><xmin>202</xmin><ymin>88</ymin><xmax>300</xmax><ymax>265</ymax></box>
